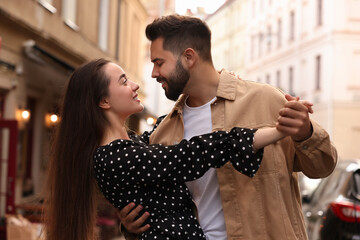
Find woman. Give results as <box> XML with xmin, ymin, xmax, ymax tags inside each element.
<box><xmin>44</xmin><ymin>59</ymin><xmax>306</xmax><ymax>240</ymax></box>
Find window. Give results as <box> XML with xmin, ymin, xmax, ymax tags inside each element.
<box><xmin>276</xmin><ymin>70</ymin><xmax>281</xmax><ymax>87</ymax></box>
<box><xmin>350</xmin><ymin>51</ymin><xmax>360</xmax><ymax>88</ymax></box>
<box><xmin>267</xmin><ymin>25</ymin><xmax>272</xmax><ymax>52</ymax></box>
<box><xmin>347</xmin><ymin>0</ymin><xmax>360</xmax><ymax>19</ymax></box>
<box><xmin>62</xmin><ymin>0</ymin><xmax>78</xmax><ymax>30</ymax></box>
<box><xmin>98</xmin><ymin>0</ymin><xmax>109</xmax><ymax>51</ymax></box>
<box><xmin>315</xmin><ymin>55</ymin><xmax>321</xmax><ymax>90</ymax></box>
<box><xmin>252</xmin><ymin>0</ymin><xmax>256</xmax><ymax>18</ymax></box>
<box><xmin>290</xmin><ymin>11</ymin><xmax>295</xmax><ymax>41</ymax></box>
<box><xmin>317</xmin><ymin>0</ymin><xmax>322</xmax><ymax>26</ymax></box>
<box><xmin>258</xmin><ymin>32</ymin><xmax>263</xmax><ymax>57</ymax></box>
<box><xmin>289</xmin><ymin>66</ymin><xmax>294</xmax><ymax>95</ymax></box>
<box><xmin>37</xmin><ymin>0</ymin><xmax>57</xmax><ymax>13</ymax></box>
<box><xmin>251</xmin><ymin>35</ymin><xmax>255</xmax><ymax>61</ymax></box>
<box><xmin>277</xmin><ymin>18</ymin><xmax>282</xmax><ymax>48</ymax></box>
<box><xmin>301</xmin><ymin>1</ymin><xmax>309</xmax><ymax>35</ymax></box>
<box><xmin>266</xmin><ymin>74</ymin><xmax>270</xmax><ymax>84</ymax></box>
<box><xmin>353</xmin><ymin>171</ymin><xmax>360</xmax><ymax>195</ymax></box>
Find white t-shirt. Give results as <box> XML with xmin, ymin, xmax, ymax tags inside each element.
<box><xmin>183</xmin><ymin>97</ymin><xmax>227</xmax><ymax>240</ymax></box>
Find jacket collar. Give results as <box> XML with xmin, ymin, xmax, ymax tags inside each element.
<box><xmin>169</xmin><ymin>70</ymin><xmax>238</xmax><ymax>118</ymax></box>
<box><xmin>216</xmin><ymin>70</ymin><xmax>238</xmax><ymax>101</ymax></box>
<box><xmin>169</xmin><ymin>95</ymin><xmax>186</xmax><ymax>118</ymax></box>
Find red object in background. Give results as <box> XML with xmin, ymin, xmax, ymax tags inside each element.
<box><xmin>0</xmin><ymin>120</ymin><xmax>18</xmax><ymax>215</ymax></box>
<box><xmin>330</xmin><ymin>201</ymin><xmax>360</xmax><ymax>223</ymax></box>
<box><xmin>0</xmin><ymin>120</ymin><xmax>18</xmax><ymax>239</ymax></box>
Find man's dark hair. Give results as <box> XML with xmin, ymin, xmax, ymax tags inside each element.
<box><xmin>146</xmin><ymin>14</ymin><xmax>213</xmax><ymax>63</ymax></box>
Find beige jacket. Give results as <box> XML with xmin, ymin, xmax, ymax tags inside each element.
<box><xmin>148</xmin><ymin>71</ymin><xmax>338</xmax><ymax>240</ymax></box>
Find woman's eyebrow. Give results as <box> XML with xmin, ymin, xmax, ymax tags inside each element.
<box><xmin>118</xmin><ymin>73</ymin><xmax>126</xmax><ymax>81</ymax></box>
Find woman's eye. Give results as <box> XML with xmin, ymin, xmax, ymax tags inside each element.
<box><xmin>120</xmin><ymin>77</ymin><xmax>128</xmax><ymax>85</ymax></box>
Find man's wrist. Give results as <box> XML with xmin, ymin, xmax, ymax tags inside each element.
<box><xmin>293</xmin><ymin>123</ymin><xmax>313</xmax><ymax>142</ymax></box>
<box><xmin>119</xmin><ymin>223</ymin><xmax>138</xmax><ymax>240</ymax></box>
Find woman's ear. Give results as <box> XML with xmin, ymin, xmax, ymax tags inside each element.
<box><xmin>99</xmin><ymin>98</ymin><xmax>110</xmax><ymax>109</ymax></box>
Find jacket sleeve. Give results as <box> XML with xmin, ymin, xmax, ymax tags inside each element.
<box><xmin>134</xmin><ymin>115</ymin><xmax>167</xmax><ymax>144</ymax></box>
<box><xmin>293</xmin><ymin>119</ymin><xmax>338</xmax><ymax>178</ymax></box>
<box><xmin>255</xmin><ymin>84</ymin><xmax>337</xmax><ymax>178</ymax></box>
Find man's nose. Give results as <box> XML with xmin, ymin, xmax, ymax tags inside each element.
<box><xmin>151</xmin><ymin>67</ymin><xmax>159</xmax><ymax>78</ymax></box>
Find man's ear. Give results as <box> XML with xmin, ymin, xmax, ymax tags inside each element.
<box><xmin>183</xmin><ymin>48</ymin><xmax>197</xmax><ymax>67</ymax></box>
<box><xmin>99</xmin><ymin>98</ymin><xmax>110</xmax><ymax>109</ymax></box>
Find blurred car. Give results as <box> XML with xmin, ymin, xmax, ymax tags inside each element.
<box><xmin>302</xmin><ymin>159</ymin><xmax>360</xmax><ymax>240</ymax></box>
<box><xmin>299</xmin><ymin>172</ymin><xmax>322</xmax><ymax>199</ymax></box>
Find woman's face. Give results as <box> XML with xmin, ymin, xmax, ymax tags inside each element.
<box><xmin>102</xmin><ymin>62</ymin><xmax>144</xmax><ymax>119</ymax></box>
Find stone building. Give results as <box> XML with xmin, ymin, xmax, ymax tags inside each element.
<box><xmin>0</xmin><ymin>0</ymin><xmax>148</xmax><ymax>236</ymax></box>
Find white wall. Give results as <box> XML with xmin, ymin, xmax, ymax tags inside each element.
<box><xmin>207</xmin><ymin>0</ymin><xmax>360</xmax><ymax>158</ymax></box>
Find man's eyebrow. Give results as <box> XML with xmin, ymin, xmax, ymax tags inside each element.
<box><xmin>151</xmin><ymin>58</ymin><xmax>162</xmax><ymax>63</ymax></box>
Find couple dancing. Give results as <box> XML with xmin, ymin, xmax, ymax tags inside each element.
<box><xmin>44</xmin><ymin>15</ymin><xmax>337</xmax><ymax>240</ymax></box>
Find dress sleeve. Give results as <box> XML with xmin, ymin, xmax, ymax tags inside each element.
<box><xmin>94</xmin><ymin>127</ymin><xmax>263</xmax><ymax>186</ymax></box>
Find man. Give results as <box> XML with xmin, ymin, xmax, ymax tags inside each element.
<box><xmin>119</xmin><ymin>15</ymin><xmax>337</xmax><ymax>239</ymax></box>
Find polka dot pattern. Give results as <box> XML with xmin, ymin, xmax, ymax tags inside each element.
<box><xmin>94</xmin><ymin>123</ymin><xmax>263</xmax><ymax>239</ymax></box>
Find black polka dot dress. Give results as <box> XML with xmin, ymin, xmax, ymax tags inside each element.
<box><xmin>94</xmin><ymin>125</ymin><xmax>263</xmax><ymax>240</ymax></box>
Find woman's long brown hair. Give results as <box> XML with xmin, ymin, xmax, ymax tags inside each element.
<box><xmin>44</xmin><ymin>59</ymin><xmax>110</xmax><ymax>240</ymax></box>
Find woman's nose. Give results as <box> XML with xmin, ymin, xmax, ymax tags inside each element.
<box><xmin>131</xmin><ymin>81</ymin><xmax>139</xmax><ymax>91</ymax></box>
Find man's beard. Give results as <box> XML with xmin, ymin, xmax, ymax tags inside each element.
<box><xmin>161</xmin><ymin>59</ymin><xmax>190</xmax><ymax>101</ymax></box>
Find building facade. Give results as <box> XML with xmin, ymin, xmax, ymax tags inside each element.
<box><xmin>207</xmin><ymin>0</ymin><xmax>360</xmax><ymax>159</ymax></box>
<box><xmin>0</xmin><ymin>0</ymin><xmax>148</xmax><ymax>233</ymax></box>
<box><xmin>206</xmin><ymin>0</ymin><xmax>249</xmax><ymax>76</ymax></box>
<box><xmin>139</xmin><ymin>0</ymin><xmax>176</xmax><ymax>132</ymax></box>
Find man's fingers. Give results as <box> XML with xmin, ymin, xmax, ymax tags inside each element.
<box><xmin>299</xmin><ymin>100</ymin><xmax>313</xmax><ymax>107</ymax></box>
<box><xmin>285</xmin><ymin>94</ymin><xmax>314</xmax><ymax>113</ymax></box>
<box><xmin>299</xmin><ymin>100</ymin><xmax>314</xmax><ymax>113</ymax></box>
<box><xmin>136</xmin><ymin>213</ymin><xmax>150</xmax><ymax>227</ymax></box>
<box><xmin>280</xmin><ymin>94</ymin><xmax>313</xmax><ymax>141</ymax></box>
<box><xmin>283</xmin><ymin>101</ymin><xmax>313</xmax><ymax>114</ymax></box>
<box><xmin>130</xmin><ymin>212</ymin><xmax>151</xmax><ymax>233</ymax></box>
<box><xmin>284</xmin><ymin>100</ymin><xmax>309</xmax><ymax>112</ymax></box>
<box><xmin>131</xmin><ymin>211</ymin><xmax>150</xmax><ymax>228</ymax></box>
<box><xmin>278</xmin><ymin>107</ymin><xmax>308</xmax><ymax>121</ymax></box>
<box><xmin>133</xmin><ymin>223</ymin><xmax>151</xmax><ymax>234</ymax></box>
<box><xmin>118</xmin><ymin>204</ymin><xmax>150</xmax><ymax>234</ymax></box>
<box><xmin>125</xmin><ymin>205</ymin><xmax>145</xmax><ymax>222</ymax></box>
<box><xmin>277</xmin><ymin>115</ymin><xmax>303</xmax><ymax>128</ymax></box>
<box><xmin>276</xmin><ymin>123</ymin><xmax>300</xmax><ymax>135</ymax></box>
<box><xmin>118</xmin><ymin>202</ymin><xmax>136</xmax><ymax>219</ymax></box>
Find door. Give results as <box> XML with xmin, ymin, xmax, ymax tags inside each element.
<box><xmin>0</xmin><ymin>120</ymin><xmax>18</xmax><ymax>238</ymax></box>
